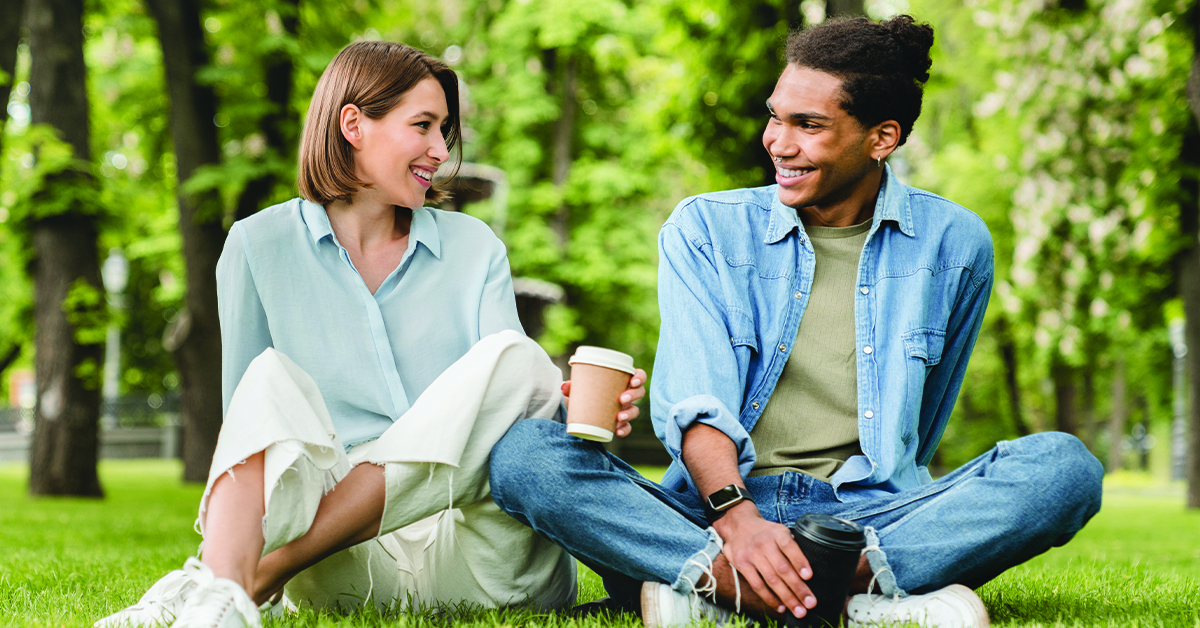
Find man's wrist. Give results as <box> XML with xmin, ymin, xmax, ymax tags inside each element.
<box><xmin>712</xmin><ymin>499</ymin><xmax>761</xmax><ymax>533</ymax></box>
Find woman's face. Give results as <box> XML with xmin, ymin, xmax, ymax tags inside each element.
<box><xmin>349</xmin><ymin>77</ymin><xmax>451</xmax><ymax>210</ymax></box>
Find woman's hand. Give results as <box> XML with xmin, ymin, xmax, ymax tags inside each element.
<box><xmin>560</xmin><ymin>368</ymin><xmax>647</xmax><ymax>438</ymax></box>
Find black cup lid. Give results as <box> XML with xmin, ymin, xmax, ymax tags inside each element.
<box><xmin>792</xmin><ymin>513</ymin><xmax>866</xmax><ymax>551</ymax></box>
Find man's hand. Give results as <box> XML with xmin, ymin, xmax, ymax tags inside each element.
<box><xmin>713</xmin><ymin>500</ymin><xmax>816</xmax><ymax>618</ymax></box>
<box><xmin>560</xmin><ymin>368</ymin><xmax>646</xmax><ymax>438</ymax></box>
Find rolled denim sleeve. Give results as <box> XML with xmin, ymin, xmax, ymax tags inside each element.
<box><xmin>914</xmin><ymin>237</ymin><xmax>994</xmax><ymax>467</ymax></box>
<box><xmin>651</xmin><ymin>217</ymin><xmax>756</xmax><ymax>494</ymax></box>
<box><xmin>216</xmin><ymin>222</ymin><xmax>273</xmax><ymax>419</ymax></box>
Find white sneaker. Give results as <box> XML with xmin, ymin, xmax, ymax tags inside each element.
<box><xmin>641</xmin><ymin>581</ymin><xmax>734</xmax><ymax>627</ymax></box>
<box><xmin>847</xmin><ymin>584</ymin><xmax>990</xmax><ymax>628</ymax></box>
<box><xmin>94</xmin><ymin>566</ymin><xmax>198</xmax><ymax>627</ymax></box>
<box><xmin>168</xmin><ymin>559</ymin><xmax>261</xmax><ymax>628</ymax></box>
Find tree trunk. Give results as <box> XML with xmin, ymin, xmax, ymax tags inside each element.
<box><xmin>996</xmin><ymin>316</ymin><xmax>1031</xmax><ymax>436</ymax></box>
<box><xmin>548</xmin><ymin>49</ymin><xmax>575</xmax><ymax>248</ymax></box>
<box><xmin>232</xmin><ymin>0</ymin><xmax>299</xmax><ymax>223</ymax></box>
<box><xmin>1080</xmin><ymin>368</ymin><xmax>1096</xmax><ymax>450</ymax></box>
<box><xmin>0</xmin><ymin>0</ymin><xmax>26</xmax><ymax>140</ymax></box>
<box><xmin>1137</xmin><ymin>397</ymin><xmax>1152</xmax><ymax>471</ymax></box>
<box><xmin>26</xmin><ymin>0</ymin><xmax>103</xmax><ymax>497</ymax></box>
<box><xmin>1107</xmin><ymin>358</ymin><xmax>1127</xmax><ymax>472</ymax></box>
<box><xmin>1052</xmin><ymin>360</ymin><xmax>1076</xmax><ymax>435</ymax></box>
<box><xmin>146</xmin><ymin>0</ymin><xmax>227</xmax><ymax>483</ymax></box>
<box><xmin>1182</xmin><ymin>7</ymin><xmax>1200</xmax><ymax>507</ymax></box>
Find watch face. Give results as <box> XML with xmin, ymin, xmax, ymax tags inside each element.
<box><xmin>708</xmin><ymin>486</ymin><xmax>744</xmax><ymax>511</ymax></box>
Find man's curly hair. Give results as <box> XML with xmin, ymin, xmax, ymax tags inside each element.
<box><xmin>785</xmin><ymin>15</ymin><xmax>934</xmax><ymax>146</ymax></box>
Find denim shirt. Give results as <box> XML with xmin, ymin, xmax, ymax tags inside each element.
<box><xmin>650</xmin><ymin>166</ymin><xmax>994</xmax><ymax>502</ymax></box>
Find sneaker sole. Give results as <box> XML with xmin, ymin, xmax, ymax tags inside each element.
<box><xmin>942</xmin><ymin>584</ymin><xmax>990</xmax><ymax>628</ymax></box>
<box><xmin>641</xmin><ymin>582</ymin><xmax>663</xmax><ymax>628</ymax></box>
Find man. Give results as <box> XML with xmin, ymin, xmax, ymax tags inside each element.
<box><xmin>489</xmin><ymin>15</ymin><xmax>1102</xmax><ymax>628</ymax></box>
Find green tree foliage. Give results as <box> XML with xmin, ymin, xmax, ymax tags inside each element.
<box><xmin>447</xmin><ymin>0</ymin><xmax>692</xmax><ymax>369</ymax></box>
<box><xmin>3</xmin><ymin>0</ymin><xmax>1195</xmax><ymax>472</ymax></box>
<box><xmin>904</xmin><ymin>0</ymin><xmax>1191</xmax><ymax>468</ymax></box>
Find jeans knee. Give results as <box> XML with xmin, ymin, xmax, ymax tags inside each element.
<box><xmin>1015</xmin><ymin>431</ymin><xmax>1103</xmax><ymax>523</ymax></box>
<box><xmin>489</xmin><ymin>419</ymin><xmax>570</xmax><ymax>512</ymax></box>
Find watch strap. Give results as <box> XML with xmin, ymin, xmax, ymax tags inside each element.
<box><xmin>704</xmin><ymin>484</ymin><xmax>753</xmax><ymax>522</ymax></box>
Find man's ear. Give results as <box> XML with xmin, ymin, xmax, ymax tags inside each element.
<box><xmin>871</xmin><ymin>120</ymin><xmax>902</xmax><ymax>161</ymax></box>
<box><xmin>340</xmin><ymin>104</ymin><xmax>365</xmax><ymax>149</ymax></box>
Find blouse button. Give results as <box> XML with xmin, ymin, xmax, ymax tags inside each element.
<box><xmin>864</xmin><ymin>410</ymin><xmax>874</xmax><ymax>419</ymax></box>
<box><xmin>795</xmin><ymin>292</ymin><xmax>802</xmax><ymax>299</ymax></box>
<box><xmin>863</xmin><ymin>346</ymin><xmax>873</xmax><ymax>354</ymax></box>
<box><xmin>752</xmin><ymin>402</ymin><xmax>760</xmax><ymax>410</ymax></box>
<box><xmin>860</xmin><ymin>286</ymin><xmax>869</xmax><ymax>295</ymax></box>
<box><xmin>779</xmin><ymin>344</ymin><xmax>788</xmax><ymax>352</ymax></box>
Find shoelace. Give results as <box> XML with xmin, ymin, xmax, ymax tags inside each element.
<box><xmin>181</xmin><ymin>557</ymin><xmax>216</xmax><ymax>591</ymax></box>
<box><xmin>682</xmin><ymin>529</ymin><xmax>738</xmax><ymax>616</ymax></box>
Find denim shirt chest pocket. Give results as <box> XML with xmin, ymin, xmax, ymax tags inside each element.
<box><xmin>715</xmin><ymin>235</ymin><xmax>796</xmax><ymax>412</ymax></box>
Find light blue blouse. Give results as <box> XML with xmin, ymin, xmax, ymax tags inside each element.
<box><xmin>216</xmin><ymin>198</ymin><xmax>524</xmax><ymax>449</ymax></box>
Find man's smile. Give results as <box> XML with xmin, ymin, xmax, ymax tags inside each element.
<box><xmin>776</xmin><ymin>165</ymin><xmax>816</xmax><ymax>185</ymax></box>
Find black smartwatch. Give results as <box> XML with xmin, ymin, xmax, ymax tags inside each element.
<box><xmin>705</xmin><ymin>484</ymin><xmax>754</xmax><ymax>522</ymax></box>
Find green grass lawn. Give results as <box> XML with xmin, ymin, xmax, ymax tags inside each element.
<box><xmin>1</xmin><ymin>461</ymin><xmax>1197</xmax><ymax>627</ymax></box>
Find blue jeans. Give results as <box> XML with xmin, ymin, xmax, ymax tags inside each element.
<box><xmin>490</xmin><ymin>420</ymin><xmax>1103</xmax><ymax>603</ymax></box>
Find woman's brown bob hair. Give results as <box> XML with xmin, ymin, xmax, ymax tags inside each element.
<box><xmin>298</xmin><ymin>40</ymin><xmax>461</xmax><ymax>205</ymax></box>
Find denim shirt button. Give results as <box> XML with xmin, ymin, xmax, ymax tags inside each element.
<box><xmin>779</xmin><ymin>344</ymin><xmax>787</xmax><ymax>352</ymax></box>
<box><xmin>794</xmin><ymin>292</ymin><xmax>802</xmax><ymax>299</ymax></box>
<box><xmin>860</xmin><ymin>286</ymin><xmax>869</xmax><ymax>294</ymax></box>
<box><xmin>864</xmin><ymin>410</ymin><xmax>874</xmax><ymax>419</ymax></box>
<box><xmin>752</xmin><ymin>402</ymin><xmax>760</xmax><ymax>410</ymax></box>
<box><xmin>863</xmin><ymin>346</ymin><xmax>873</xmax><ymax>354</ymax></box>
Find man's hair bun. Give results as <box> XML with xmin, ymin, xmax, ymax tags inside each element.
<box><xmin>883</xmin><ymin>15</ymin><xmax>934</xmax><ymax>84</ymax></box>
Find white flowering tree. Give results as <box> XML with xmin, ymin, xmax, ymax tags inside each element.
<box><xmin>902</xmin><ymin>0</ymin><xmax>1193</xmax><ymax>476</ymax></box>
<box><xmin>968</xmin><ymin>0</ymin><xmax>1191</xmax><ymax>469</ymax></box>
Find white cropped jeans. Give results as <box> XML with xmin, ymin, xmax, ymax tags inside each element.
<box><xmin>197</xmin><ymin>330</ymin><xmax>576</xmax><ymax>612</ymax></box>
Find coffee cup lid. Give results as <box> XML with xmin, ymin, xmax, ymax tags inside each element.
<box><xmin>792</xmin><ymin>513</ymin><xmax>866</xmax><ymax>551</ymax></box>
<box><xmin>569</xmin><ymin>346</ymin><xmax>636</xmax><ymax>374</ymax></box>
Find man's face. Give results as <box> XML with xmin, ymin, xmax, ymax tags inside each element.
<box><xmin>762</xmin><ymin>65</ymin><xmax>877</xmax><ymax>210</ymax></box>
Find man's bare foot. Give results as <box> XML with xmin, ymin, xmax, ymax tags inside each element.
<box><xmin>850</xmin><ymin>554</ymin><xmax>876</xmax><ymax>594</ymax></box>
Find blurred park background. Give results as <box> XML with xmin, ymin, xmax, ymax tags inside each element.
<box><xmin>1</xmin><ymin>0</ymin><xmax>1199</xmax><ymax>510</ymax></box>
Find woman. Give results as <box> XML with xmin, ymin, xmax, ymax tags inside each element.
<box><xmin>96</xmin><ymin>40</ymin><xmax>645</xmax><ymax>628</ymax></box>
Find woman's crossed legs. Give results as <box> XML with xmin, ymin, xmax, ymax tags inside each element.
<box><xmin>97</xmin><ymin>331</ymin><xmax>574</xmax><ymax>627</ymax></box>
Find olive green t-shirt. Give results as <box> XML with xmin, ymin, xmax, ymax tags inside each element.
<box><xmin>748</xmin><ymin>220</ymin><xmax>871</xmax><ymax>483</ymax></box>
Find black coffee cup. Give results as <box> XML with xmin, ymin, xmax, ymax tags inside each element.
<box><xmin>785</xmin><ymin>513</ymin><xmax>866</xmax><ymax>628</ymax></box>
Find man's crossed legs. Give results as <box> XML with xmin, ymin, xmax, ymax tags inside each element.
<box><xmin>490</xmin><ymin>420</ymin><xmax>1103</xmax><ymax>625</ymax></box>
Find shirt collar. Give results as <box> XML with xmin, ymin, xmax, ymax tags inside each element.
<box><xmin>299</xmin><ymin>198</ymin><xmax>334</xmax><ymax>243</ymax></box>
<box><xmin>299</xmin><ymin>199</ymin><xmax>442</xmax><ymax>259</ymax></box>
<box><xmin>409</xmin><ymin>206</ymin><xmax>442</xmax><ymax>259</ymax></box>
<box><xmin>874</xmin><ymin>165</ymin><xmax>916</xmax><ymax>237</ymax></box>
<box><xmin>765</xmin><ymin>163</ymin><xmax>915</xmax><ymax>244</ymax></box>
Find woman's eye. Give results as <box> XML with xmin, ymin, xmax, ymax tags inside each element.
<box><xmin>416</xmin><ymin>121</ymin><xmax>432</xmax><ymax>130</ymax></box>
